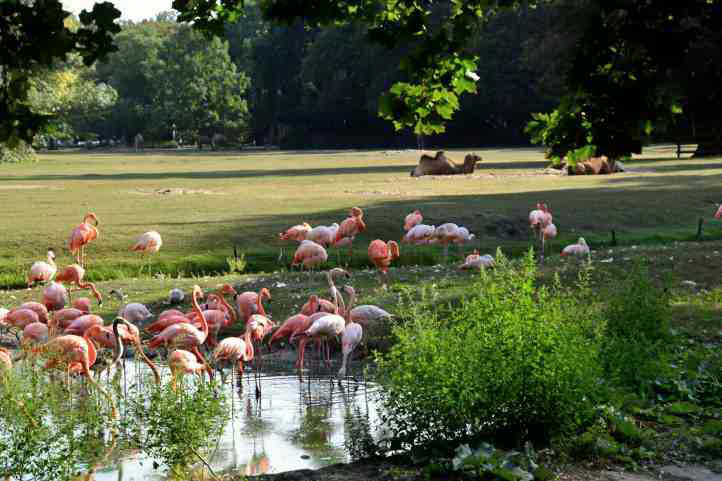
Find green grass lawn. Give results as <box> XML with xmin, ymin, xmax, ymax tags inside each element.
<box><xmin>1</xmin><ymin>145</ymin><xmax>722</xmax><ymax>288</ymax></box>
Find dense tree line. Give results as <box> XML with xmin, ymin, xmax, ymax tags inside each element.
<box><xmin>25</xmin><ymin>3</ymin><xmax>558</xmax><ymax>149</ymax></box>
<box><xmin>4</xmin><ymin>1</ymin><xmax>720</xmax><ymax>156</ymax></box>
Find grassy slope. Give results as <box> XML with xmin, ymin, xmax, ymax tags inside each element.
<box><xmin>1</xmin><ymin>145</ymin><xmax>722</xmax><ymax>288</ymax></box>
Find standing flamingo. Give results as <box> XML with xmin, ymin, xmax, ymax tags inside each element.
<box><xmin>0</xmin><ymin>347</ymin><xmax>11</xmax><ymax>372</ymax></box>
<box><xmin>433</xmin><ymin>223</ymin><xmax>460</xmax><ymax>261</ymax></box>
<box><xmin>236</xmin><ymin>287</ymin><xmax>271</xmax><ymax>324</ymax></box>
<box><xmin>91</xmin><ymin>317</ymin><xmax>161</xmax><ymax>384</ymax></box>
<box><xmin>334</xmin><ymin>207</ymin><xmax>366</xmax><ymax>265</ymax></box>
<box><xmin>270</xmin><ymin>295</ymin><xmax>320</xmax><ymax>348</ymax></box>
<box><xmin>368</xmin><ymin>239</ymin><xmax>400</xmax><ymax>286</ymax></box>
<box><xmin>43</xmin><ymin>282</ymin><xmax>68</xmax><ymax>311</ymax></box>
<box><xmin>404</xmin><ymin>210</ymin><xmax>423</xmax><ymax>231</ymax></box>
<box><xmin>131</xmin><ymin>230</ymin><xmax>163</xmax><ymax>274</ymax></box>
<box><xmin>541</xmin><ymin>222</ymin><xmax>557</xmax><ymax>260</ymax></box>
<box><xmin>27</xmin><ymin>248</ymin><xmax>57</xmax><ymax>286</ymax></box>
<box><xmin>291</xmin><ymin>240</ymin><xmax>328</xmax><ymax>274</ymax></box>
<box><xmin>41</xmin><ymin>333</ymin><xmax>117</xmax><ymax>417</ymax></box>
<box><xmin>300</xmin><ymin>268</ymin><xmax>350</xmax><ymax>315</ymax></box>
<box><xmin>278</xmin><ymin>222</ymin><xmax>312</xmax><ymax>262</ymax></box>
<box><xmin>148</xmin><ymin>285</ymin><xmax>213</xmax><ymax>378</ymax></box>
<box><xmin>69</xmin><ymin>213</ymin><xmax>99</xmax><ymax>267</ymax></box>
<box><xmin>212</xmin><ymin>327</ymin><xmax>254</xmax><ymax>382</ymax></box>
<box><xmin>168</xmin><ymin>350</ymin><xmax>208</xmax><ymax>390</ymax></box>
<box><xmin>338</xmin><ymin>285</ymin><xmax>363</xmax><ymax>378</ymax></box>
<box><xmin>293</xmin><ymin>283</ymin><xmax>346</xmax><ymax>368</ymax></box>
<box><xmin>55</xmin><ymin>264</ymin><xmax>102</xmax><ymax>306</ymax></box>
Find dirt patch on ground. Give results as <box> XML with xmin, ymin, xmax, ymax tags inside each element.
<box><xmin>130</xmin><ymin>187</ymin><xmax>222</xmax><ymax>196</ymax></box>
<box><xmin>223</xmin><ymin>460</ymin><xmax>444</xmax><ymax>481</ymax></box>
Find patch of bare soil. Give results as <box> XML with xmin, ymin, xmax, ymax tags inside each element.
<box><xmin>130</xmin><ymin>187</ymin><xmax>222</xmax><ymax>195</ymax></box>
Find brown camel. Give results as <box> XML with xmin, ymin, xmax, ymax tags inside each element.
<box><xmin>410</xmin><ymin>151</ymin><xmax>481</xmax><ymax>177</ymax></box>
<box><xmin>567</xmin><ymin>155</ymin><xmax>624</xmax><ymax>175</ymax></box>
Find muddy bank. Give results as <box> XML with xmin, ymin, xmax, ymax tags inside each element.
<box><xmin>222</xmin><ymin>459</ymin><xmax>442</xmax><ymax>481</ymax></box>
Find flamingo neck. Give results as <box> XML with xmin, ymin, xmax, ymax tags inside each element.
<box><xmin>344</xmin><ymin>291</ymin><xmax>356</xmax><ymax>325</ymax></box>
<box><xmin>216</xmin><ymin>292</ymin><xmax>236</xmax><ymax>323</ymax></box>
<box><xmin>79</xmin><ymin>281</ymin><xmax>102</xmax><ymax>304</ymax></box>
<box><xmin>256</xmin><ymin>290</ymin><xmax>267</xmax><ymax>316</ymax></box>
<box><xmin>192</xmin><ymin>289</ymin><xmax>209</xmax><ymax>341</ymax></box>
<box><xmin>47</xmin><ymin>254</ymin><xmax>56</xmax><ymax>267</ymax></box>
<box><xmin>244</xmin><ymin>329</ymin><xmax>255</xmax><ymax>361</ymax></box>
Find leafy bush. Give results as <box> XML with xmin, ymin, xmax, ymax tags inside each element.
<box><xmin>0</xmin><ymin>140</ymin><xmax>37</xmax><ymax>163</ymax></box>
<box><xmin>376</xmin><ymin>250</ymin><xmax>602</xmax><ymax>454</ymax></box>
<box><xmin>0</xmin><ymin>369</ymin><xmax>114</xmax><ymax>481</ymax></box>
<box><xmin>127</xmin><ymin>381</ymin><xmax>227</xmax><ymax>476</ymax></box>
<box><xmin>600</xmin><ymin>263</ymin><xmax>672</xmax><ymax>395</ymax></box>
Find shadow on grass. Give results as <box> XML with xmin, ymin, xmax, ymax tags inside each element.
<box><xmin>0</xmin><ymin>165</ymin><xmax>413</xmax><ymax>182</ymax></box>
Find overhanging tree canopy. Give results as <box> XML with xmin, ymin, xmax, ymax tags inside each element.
<box><xmin>0</xmin><ymin>0</ymin><xmax>121</xmax><ymax>145</ymax></box>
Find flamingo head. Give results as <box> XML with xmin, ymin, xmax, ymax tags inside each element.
<box><xmin>305</xmin><ymin>294</ymin><xmax>320</xmax><ymax>314</ymax></box>
<box><xmin>84</xmin><ymin>212</ymin><xmax>99</xmax><ymax>226</ymax></box>
<box><xmin>258</xmin><ymin>287</ymin><xmax>271</xmax><ymax>302</ymax></box>
<box><xmin>715</xmin><ymin>205</ymin><xmax>722</xmax><ymax>219</ymax></box>
<box><xmin>217</xmin><ymin>283</ymin><xmax>237</xmax><ymax>297</ymax></box>
<box><xmin>342</xmin><ymin>284</ymin><xmax>355</xmax><ymax>298</ymax></box>
<box><xmin>47</xmin><ymin>248</ymin><xmax>56</xmax><ymax>260</ymax></box>
<box><xmin>192</xmin><ymin>285</ymin><xmax>204</xmax><ymax>301</ymax></box>
<box><xmin>414</xmin><ymin>209</ymin><xmax>422</xmax><ymax>216</ymax></box>
<box><xmin>578</xmin><ymin>237</ymin><xmax>588</xmax><ymax>246</ymax></box>
<box><xmin>388</xmin><ymin>241</ymin><xmax>400</xmax><ymax>259</ymax></box>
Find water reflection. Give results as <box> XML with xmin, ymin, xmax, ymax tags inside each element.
<box><xmin>83</xmin><ymin>358</ymin><xmax>379</xmax><ymax>480</ymax></box>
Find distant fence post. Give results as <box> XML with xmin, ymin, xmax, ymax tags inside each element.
<box><xmin>611</xmin><ymin>229</ymin><xmax>617</xmax><ymax>246</ymax></box>
<box><xmin>697</xmin><ymin>218</ymin><xmax>704</xmax><ymax>239</ymax></box>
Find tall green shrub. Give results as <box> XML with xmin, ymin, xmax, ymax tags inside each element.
<box><xmin>600</xmin><ymin>263</ymin><xmax>672</xmax><ymax>394</ymax></box>
<box><xmin>377</xmin><ymin>251</ymin><xmax>602</xmax><ymax>453</ymax></box>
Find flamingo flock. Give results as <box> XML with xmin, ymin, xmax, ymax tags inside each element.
<box><xmin>0</xmin><ymin>199</ymin><xmax>635</xmax><ymax>409</ymax></box>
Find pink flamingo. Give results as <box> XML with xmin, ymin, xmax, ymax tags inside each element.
<box><xmin>292</xmin><ymin>283</ymin><xmax>346</xmax><ymax>368</ymax></box>
<box><xmin>0</xmin><ymin>347</ymin><xmax>11</xmax><ymax>372</ymax></box>
<box><xmin>69</xmin><ymin>213</ymin><xmax>99</xmax><ymax>267</ymax></box>
<box><xmin>22</xmin><ymin>322</ymin><xmax>49</xmax><ymax>345</ymax></box>
<box><xmin>6</xmin><ymin>308</ymin><xmax>40</xmax><ymax>330</ymax></box>
<box><xmin>715</xmin><ymin>205</ymin><xmax>722</xmax><ymax>219</ymax></box>
<box><xmin>306</xmin><ymin>224</ymin><xmax>337</xmax><ymax>247</ymax></box>
<box><xmin>278</xmin><ymin>222</ymin><xmax>312</xmax><ymax>261</ymax></box>
<box><xmin>561</xmin><ymin>237</ymin><xmax>590</xmax><ymax>259</ymax></box>
<box><xmin>52</xmin><ymin>308</ymin><xmax>85</xmax><ymax>329</ymax></box>
<box><xmin>368</xmin><ymin>239</ymin><xmax>400</xmax><ymax>286</ymax></box>
<box><xmin>27</xmin><ymin>248</ymin><xmax>57</xmax><ymax>286</ymax></box>
<box><xmin>541</xmin><ymin>222</ymin><xmax>557</xmax><ymax>258</ymax></box>
<box><xmin>87</xmin><ymin>318</ymin><xmax>161</xmax><ymax>384</ymax></box>
<box><xmin>212</xmin><ymin>328</ymin><xmax>254</xmax><ymax>381</ymax></box>
<box><xmin>402</xmin><ymin>224</ymin><xmax>436</xmax><ymax>244</ymax></box>
<box><xmin>54</xmin><ymin>264</ymin><xmax>102</xmax><ymax>306</ymax></box>
<box><xmin>64</xmin><ymin>314</ymin><xmax>104</xmax><ymax>336</ymax></box>
<box><xmin>43</xmin><ymin>282</ymin><xmax>69</xmax><ymax>311</ymax></box>
<box><xmin>19</xmin><ymin>302</ymin><xmax>49</xmax><ymax>323</ymax></box>
<box><xmin>72</xmin><ymin>297</ymin><xmax>92</xmax><ymax>313</ymax></box>
<box><xmin>300</xmin><ymin>268</ymin><xmax>350</xmax><ymax>315</ymax></box>
<box><xmin>117</xmin><ymin>303</ymin><xmax>152</xmax><ymax>324</ymax></box>
<box><xmin>168</xmin><ymin>350</ymin><xmax>208</xmax><ymax>389</ymax></box>
<box><xmin>292</xmin><ymin>240</ymin><xmax>328</xmax><ymax>273</ymax></box>
<box><xmin>338</xmin><ymin>285</ymin><xmax>363</xmax><ymax>378</ymax></box>
<box><xmin>147</xmin><ymin>285</ymin><xmax>213</xmax><ymax>378</ymax></box>
<box><xmin>334</xmin><ymin>207</ymin><xmax>366</xmax><ymax>264</ymax></box>
<box><xmin>236</xmin><ymin>287</ymin><xmax>271</xmax><ymax>324</ymax></box>
<box><xmin>270</xmin><ymin>295</ymin><xmax>320</xmax><ymax>348</ymax></box>
<box><xmin>191</xmin><ymin>293</ymin><xmax>236</xmax><ymax>347</ymax></box>
<box><xmin>41</xmin><ymin>333</ymin><xmax>116</xmax><ymax>416</ymax></box>
<box><xmin>404</xmin><ymin>210</ymin><xmax>423</xmax><ymax>231</ymax></box>
<box><xmin>131</xmin><ymin>230</ymin><xmax>163</xmax><ymax>274</ymax></box>
<box><xmin>529</xmin><ymin>203</ymin><xmax>553</xmax><ymax>254</ymax></box>
<box><xmin>459</xmin><ymin>250</ymin><xmax>495</xmax><ymax>270</ymax></box>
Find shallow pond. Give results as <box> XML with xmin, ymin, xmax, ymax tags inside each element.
<box><xmin>93</xmin><ymin>355</ymin><xmax>380</xmax><ymax>480</ymax></box>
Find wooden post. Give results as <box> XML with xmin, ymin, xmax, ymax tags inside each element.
<box><xmin>234</xmin><ymin>245</ymin><xmax>239</xmax><ymax>262</ymax></box>
<box><xmin>697</xmin><ymin>218</ymin><xmax>704</xmax><ymax>239</ymax></box>
<box><xmin>611</xmin><ymin>229</ymin><xmax>617</xmax><ymax>246</ymax></box>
